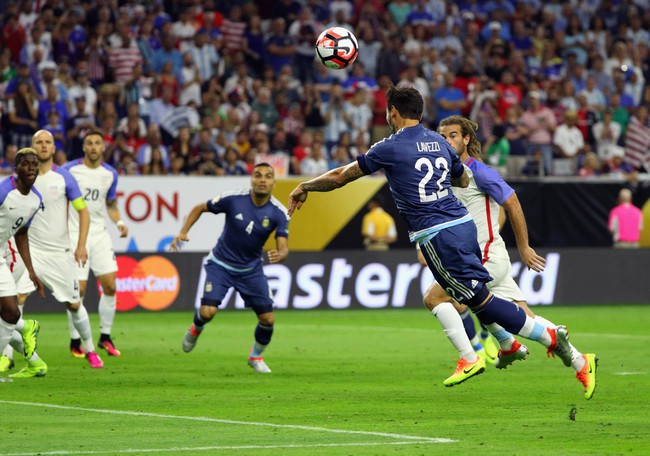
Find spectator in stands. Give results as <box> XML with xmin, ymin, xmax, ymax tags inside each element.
<box><xmin>288</xmin><ymin>7</ymin><xmax>321</xmax><ymax>83</ymax></box>
<box><xmin>222</xmin><ymin>145</ymin><xmax>249</xmax><ymax>175</ymax></box>
<box><xmin>592</xmin><ymin>108</ymin><xmax>623</xmax><ymax>161</ymax></box>
<box><xmin>577</xmin><ymin>152</ymin><xmax>602</xmax><ymax>177</ymax></box>
<box><xmin>0</xmin><ymin>144</ymin><xmax>17</xmax><ymax>175</ymax></box>
<box><xmin>344</xmin><ymin>88</ymin><xmax>373</xmax><ymax>147</ymax></box>
<box><xmin>137</xmin><ymin>126</ymin><xmax>170</xmax><ymax>170</ymax></box>
<box><xmin>608</xmin><ymin>188</ymin><xmax>643</xmax><ymax>248</ymax></box>
<box><xmin>43</xmin><ymin>109</ymin><xmax>66</xmax><ymax>154</ymax></box>
<box><xmin>602</xmin><ymin>147</ymin><xmax>638</xmax><ymax>181</ymax></box>
<box><xmin>65</xmin><ymin>96</ymin><xmax>98</xmax><ymax>160</ymax></box>
<box><xmin>519</xmin><ymin>90</ymin><xmax>557</xmax><ymax>175</ymax></box>
<box><xmin>299</xmin><ymin>140</ymin><xmax>328</xmax><ymax>176</ymax></box>
<box><xmin>141</xmin><ymin>146</ymin><xmax>168</xmax><ymax>175</ymax></box>
<box><xmin>68</xmin><ymin>70</ymin><xmax>97</xmax><ymax>116</ymax></box>
<box><xmin>265</xmin><ymin>18</ymin><xmax>297</xmax><ymax>75</ymax></box>
<box><xmin>2</xmin><ymin>13</ymin><xmax>27</xmax><ymax>64</ymax></box>
<box><xmin>624</xmin><ymin>105</ymin><xmax>650</xmax><ymax>173</ymax></box>
<box><xmin>151</xmin><ymin>34</ymin><xmax>182</xmax><ymax>78</ymax></box>
<box><xmin>7</xmin><ymin>80</ymin><xmax>39</xmax><ymax>149</ymax></box>
<box><xmin>578</xmin><ymin>75</ymin><xmax>607</xmax><ymax>112</ymax></box>
<box><xmin>434</xmin><ymin>72</ymin><xmax>467</xmax><ymax>128</ymax></box>
<box><xmin>321</xmin><ymin>83</ymin><xmax>349</xmax><ymax>152</ymax></box>
<box><xmin>179</xmin><ymin>52</ymin><xmax>202</xmax><ymax>107</ymax></box>
<box><xmin>239</xmin><ymin>16</ymin><xmax>264</xmax><ymax>80</ymax></box>
<box><xmin>188</xmin><ymin>29</ymin><xmax>220</xmax><ymax>84</ymax></box>
<box><xmin>189</xmin><ymin>144</ymin><xmax>224</xmax><ymax>176</ymax></box>
<box><xmin>554</xmin><ymin>110</ymin><xmax>585</xmax><ymax>166</ymax></box>
<box><xmin>108</xmin><ymin>27</ymin><xmax>143</xmax><ymax>86</ymax></box>
<box><xmin>38</xmin><ymin>84</ymin><xmax>68</xmax><ymax>128</ymax></box>
<box><xmin>220</xmin><ymin>5</ymin><xmax>247</xmax><ymax>61</ymax></box>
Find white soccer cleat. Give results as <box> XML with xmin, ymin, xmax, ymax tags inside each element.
<box><xmin>495</xmin><ymin>340</ymin><xmax>529</xmax><ymax>369</ymax></box>
<box><xmin>248</xmin><ymin>357</ymin><xmax>272</xmax><ymax>373</ymax></box>
<box><xmin>549</xmin><ymin>325</ymin><xmax>573</xmax><ymax>367</ymax></box>
<box><xmin>182</xmin><ymin>327</ymin><xmax>199</xmax><ymax>353</ymax></box>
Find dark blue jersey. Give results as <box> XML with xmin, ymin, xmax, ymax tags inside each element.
<box><xmin>357</xmin><ymin>124</ymin><xmax>471</xmax><ymax>242</ymax></box>
<box><xmin>207</xmin><ymin>190</ymin><xmax>290</xmax><ymax>271</ymax></box>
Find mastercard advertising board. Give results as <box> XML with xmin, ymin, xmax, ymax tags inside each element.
<box><xmin>99</xmin><ymin>255</ymin><xmax>182</xmax><ymax>312</ymax></box>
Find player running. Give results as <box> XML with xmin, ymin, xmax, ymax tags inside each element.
<box><xmin>171</xmin><ymin>163</ymin><xmax>290</xmax><ymax>373</ymax></box>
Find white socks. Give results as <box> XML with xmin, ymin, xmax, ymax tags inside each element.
<box><xmin>99</xmin><ymin>294</ymin><xmax>116</xmax><ymax>335</ymax></box>
<box><xmin>432</xmin><ymin>302</ymin><xmax>477</xmax><ymax>362</ymax></box>
<box><xmin>69</xmin><ymin>304</ymin><xmax>95</xmax><ymax>352</ymax></box>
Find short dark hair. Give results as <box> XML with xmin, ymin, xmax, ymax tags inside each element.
<box><xmin>386</xmin><ymin>85</ymin><xmax>423</xmax><ymax>121</ymax></box>
<box><xmin>253</xmin><ymin>162</ymin><xmax>274</xmax><ymax>173</ymax></box>
<box><xmin>83</xmin><ymin>130</ymin><xmax>104</xmax><ymax>142</ymax></box>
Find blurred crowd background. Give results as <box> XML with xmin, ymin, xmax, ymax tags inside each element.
<box><xmin>0</xmin><ymin>0</ymin><xmax>649</xmax><ymax>180</ymax></box>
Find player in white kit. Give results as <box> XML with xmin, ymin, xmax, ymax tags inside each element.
<box><xmin>63</xmin><ymin>131</ymin><xmax>128</xmax><ymax>357</ymax></box>
<box><xmin>0</xmin><ymin>148</ymin><xmax>46</xmax><ymax>379</ymax></box>
<box><xmin>435</xmin><ymin>116</ymin><xmax>597</xmax><ymax>399</ymax></box>
<box><xmin>16</xmin><ymin>130</ymin><xmax>104</xmax><ymax>369</ymax></box>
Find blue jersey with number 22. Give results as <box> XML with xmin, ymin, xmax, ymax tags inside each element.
<box><xmin>357</xmin><ymin>124</ymin><xmax>471</xmax><ymax>243</ymax></box>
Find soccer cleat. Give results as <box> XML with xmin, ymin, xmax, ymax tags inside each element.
<box><xmin>495</xmin><ymin>340</ymin><xmax>529</xmax><ymax>369</ymax></box>
<box><xmin>86</xmin><ymin>351</ymin><xmax>104</xmax><ymax>368</ymax></box>
<box><xmin>475</xmin><ymin>347</ymin><xmax>494</xmax><ymax>365</ymax></box>
<box><xmin>70</xmin><ymin>339</ymin><xmax>86</xmax><ymax>358</ymax></box>
<box><xmin>182</xmin><ymin>326</ymin><xmax>200</xmax><ymax>353</ymax></box>
<box><xmin>247</xmin><ymin>357</ymin><xmax>272</xmax><ymax>373</ymax></box>
<box><xmin>98</xmin><ymin>339</ymin><xmax>122</xmax><ymax>357</ymax></box>
<box><xmin>9</xmin><ymin>358</ymin><xmax>47</xmax><ymax>378</ymax></box>
<box><xmin>480</xmin><ymin>332</ymin><xmax>499</xmax><ymax>364</ymax></box>
<box><xmin>20</xmin><ymin>319</ymin><xmax>40</xmax><ymax>359</ymax></box>
<box><xmin>547</xmin><ymin>325</ymin><xmax>573</xmax><ymax>367</ymax></box>
<box><xmin>443</xmin><ymin>356</ymin><xmax>486</xmax><ymax>387</ymax></box>
<box><xmin>576</xmin><ymin>353</ymin><xmax>598</xmax><ymax>400</ymax></box>
<box><xmin>0</xmin><ymin>356</ymin><xmax>15</xmax><ymax>372</ymax></box>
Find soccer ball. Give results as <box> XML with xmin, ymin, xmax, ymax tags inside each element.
<box><xmin>315</xmin><ymin>27</ymin><xmax>359</xmax><ymax>70</ymax></box>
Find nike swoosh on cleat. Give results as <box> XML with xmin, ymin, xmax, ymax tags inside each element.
<box><xmin>463</xmin><ymin>365</ymin><xmax>477</xmax><ymax>374</ymax></box>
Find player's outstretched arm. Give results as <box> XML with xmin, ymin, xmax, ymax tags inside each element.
<box><xmin>170</xmin><ymin>202</ymin><xmax>209</xmax><ymax>252</ymax></box>
<box><xmin>502</xmin><ymin>193</ymin><xmax>545</xmax><ymax>272</ymax></box>
<box><xmin>288</xmin><ymin>162</ymin><xmax>364</xmax><ymax>216</ymax></box>
<box><xmin>14</xmin><ymin>228</ymin><xmax>45</xmax><ymax>297</ymax></box>
<box><xmin>267</xmin><ymin>236</ymin><xmax>288</xmax><ymax>264</ymax></box>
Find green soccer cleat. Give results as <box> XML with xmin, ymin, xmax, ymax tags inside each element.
<box><xmin>576</xmin><ymin>353</ymin><xmax>598</xmax><ymax>400</ymax></box>
<box><xmin>9</xmin><ymin>358</ymin><xmax>47</xmax><ymax>378</ymax></box>
<box><xmin>443</xmin><ymin>356</ymin><xmax>486</xmax><ymax>387</ymax></box>
<box><xmin>20</xmin><ymin>320</ymin><xmax>40</xmax><ymax>359</ymax></box>
<box><xmin>480</xmin><ymin>332</ymin><xmax>499</xmax><ymax>364</ymax></box>
<box><xmin>0</xmin><ymin>355</ymin><xmax>15</xmax><ymax>372</ymax></box>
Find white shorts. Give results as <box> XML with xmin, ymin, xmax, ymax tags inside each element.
<box><xmin>0</xmin><ymin>259</ymin><xmax>17</xmax><ymax>298</ymax></box>
<box><xmin>484</xmin><ymin>255</ymin><xmax>526</xmax><ymax>303</ymax></box>
<box><xmin>71</xmin><ymin>229</ymin><xmax>118</xmax><ymax>281</ymax></box>
<box><xmin>18</xmin><ymin>250</ymin><xmax>80</xmax><ymax>303</ymax></box>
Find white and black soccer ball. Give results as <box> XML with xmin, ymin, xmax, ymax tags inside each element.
<box><xmin>315</xmin><ymin>27</ymin><xmax>359</xmax><ymax>70</ymax></box>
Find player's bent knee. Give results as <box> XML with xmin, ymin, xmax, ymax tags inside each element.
<box><xmin>257</xmin><ymin>312</ymin><xmax>275</xmax><ymax>326</ymax></box>
<box><xmin>198</xmin><ymin>302</ymin><xmax>219</xmax><ymax>321</ymax></box>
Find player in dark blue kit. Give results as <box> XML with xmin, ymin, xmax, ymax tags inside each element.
<box><xmin>288</xmin><ymin>85</ymin><xmax>571</xmax><ymax>387</ymax></box>
<box><xmin>171</xmin><ymin>163</ymin><xmax>290</xmax><ymax>373</ymax></box>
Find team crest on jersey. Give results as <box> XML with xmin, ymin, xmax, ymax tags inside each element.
<box><xmin>48</xmin><ymin>184</ymin><xmax>60</xmax><ymax>195</ymax></box>
<box><xmin>205</xmin><ymin>281</ymin><xmax>213</xmax><ymax>292</ymax></box>
<box><xmin>262</xmin><ymin>217</ymin><xmax>270</xmax><ymax>228</ymax></box>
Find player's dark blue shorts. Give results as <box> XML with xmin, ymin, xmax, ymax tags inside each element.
<box><xmin>419</xmin><ymin>220</ymin><xmax>493</xmax><ymax>304</ymax></box>
<box><xmin>202</xmin><ymin>260</ymin><xmax>274</xmax><ymax>314</ymax></box>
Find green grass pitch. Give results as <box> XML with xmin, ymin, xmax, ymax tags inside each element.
<box><xmin>1</xmin><ymin>305</ymin><xmax>649</xmax><ymax>455</ymax></box>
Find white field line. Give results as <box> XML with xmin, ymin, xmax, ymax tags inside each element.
<box><xmin>0</xmin><ymin>441</ymin><xmax>442</xmax><ymax>456</ymax></box>
<box><xmin>0</xmin><ymin>400</ymin><xmax>456</xmax><ymax>455</ymax></box>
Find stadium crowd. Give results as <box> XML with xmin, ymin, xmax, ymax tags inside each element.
<box><xmin>0</xmin><ymin>0</ymin><xmax>649</xmax><ymax>179</ymax></box>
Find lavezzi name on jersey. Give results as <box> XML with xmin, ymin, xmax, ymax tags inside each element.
<box><xmin>198</xmin><ymin>253</ymin><xmax>560</xmax><ymax>310</ymax></box>
<box><xmin>416</xmin><ymin>141</ymin><xmax>441</xmax><ymax>153</ymax></box>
